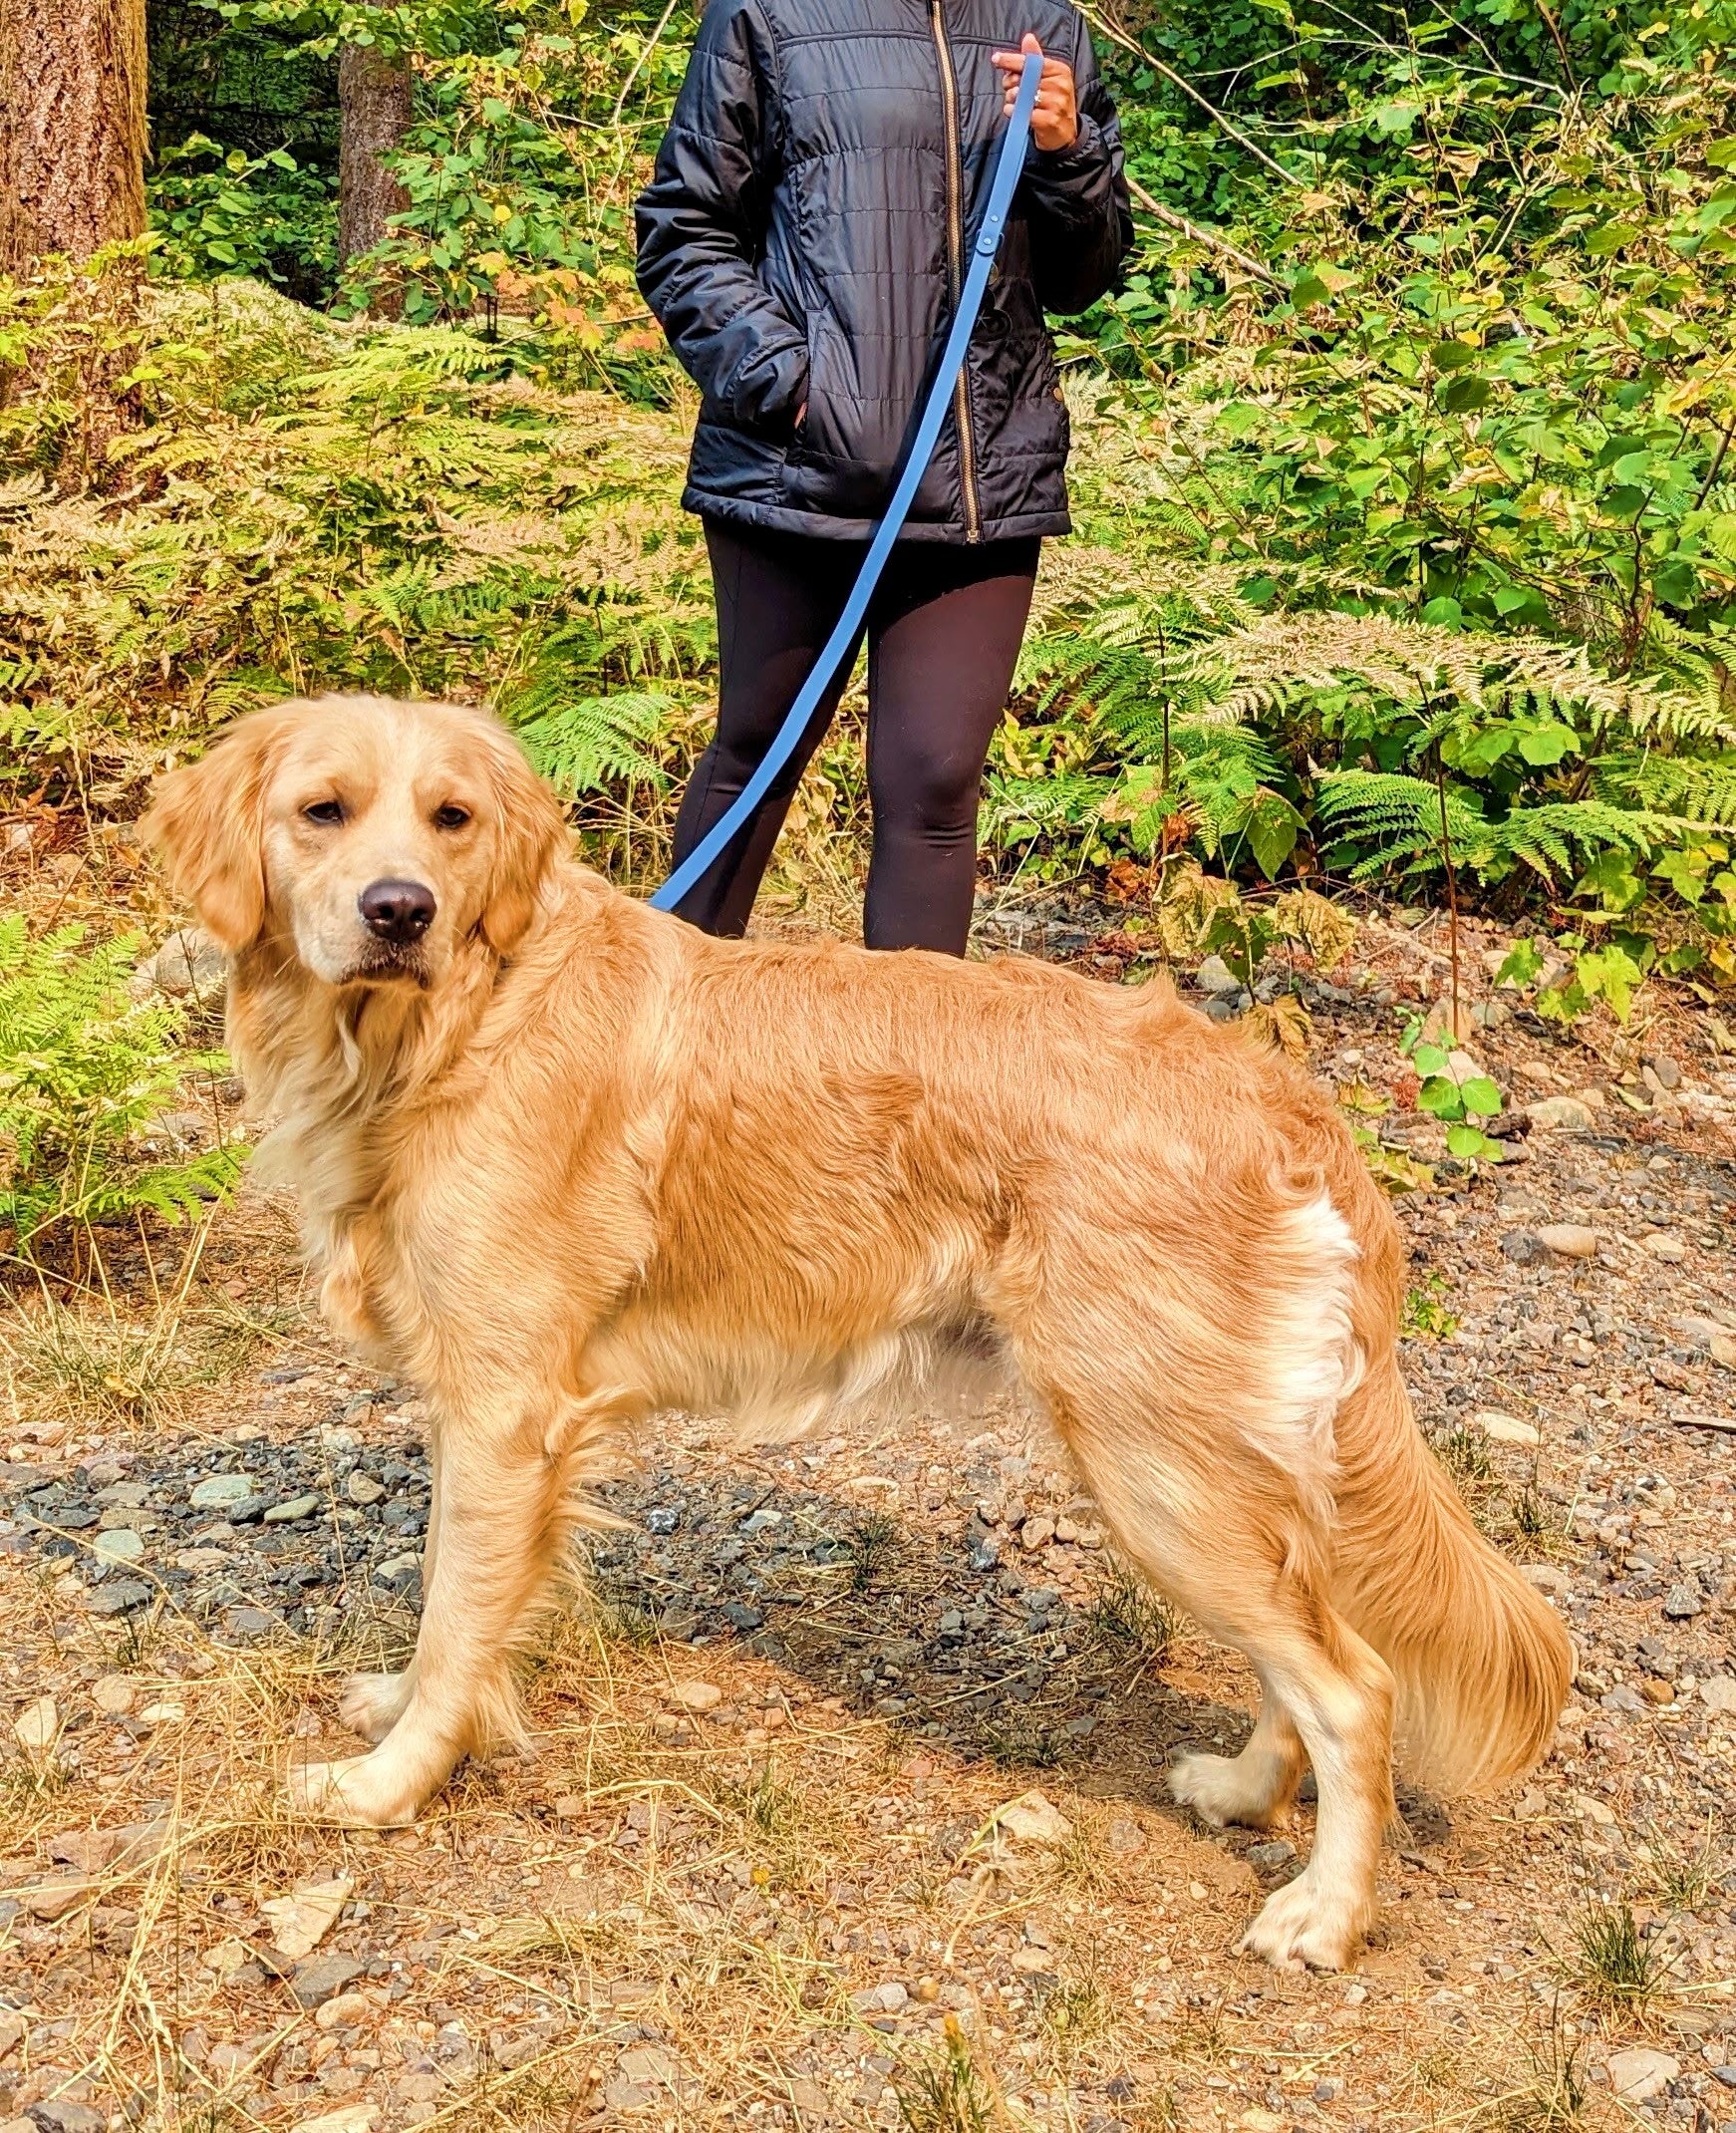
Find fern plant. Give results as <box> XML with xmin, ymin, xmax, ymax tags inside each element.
<box><xmin>1003</xmin><ymin>549</ymin><xmax>1307</xmax><ymax>877</ymax></box>
<box><xmin>0</xmin><ymin>918</ymin><xmax>241</xmax><ymax>1252</ymax></box>
<box><xmin>1003</xmin><ymin>537</ymin><xmax>1736</xmax><ymax>972</ymax></box>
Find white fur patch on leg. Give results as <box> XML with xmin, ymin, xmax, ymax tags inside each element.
<box><xmin>1247</xmin><ymin>1191</ymin><xmax>1363</xmax><ymax>1520</ymax></box>
<box><xmin>339</xmin><ymin>1670</ymin><xmax>416</xmax><ymax>1744</ymax></box>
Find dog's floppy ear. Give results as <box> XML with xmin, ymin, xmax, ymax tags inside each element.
<box><xmin>478</xmin><ymin>725</ymin><xmax>568</xmax><ymax>954</ymax></box>
<box><xmin>140</xmin><ymin>705</ymin><xmax>294</xmax><ymax>951</ymax></box>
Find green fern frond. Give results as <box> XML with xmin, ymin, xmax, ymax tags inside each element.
<box><xmin>1313</xmin><ymin>769</ymin><xmax>1494</xmax><ymax>878</ymax></box>
<box><xmin>983</xmin><ymin>770</ymin><xmax>1112</xmax><ymax>844</ymax></box>
<box><xmin>1315</xmin><ymin>770</ymin><xmax>1684</xmax><ymax>887</ymax></box>
<box><xmin>511</xmin><ymin>689</ymin><xmax>676</xmax><ymax>797</ymax></box>
<box><xmin>1599</xmin><ymin>751</ymin><xmax>1736</xmax><ymax>824</ymax></box>
<box><xmin>119</xmin><ymin>1143</ymin><xmax>247</xmax><ymax>1227</ymax></box>
<box><xmin>0</xmin><ymin>917</ymin><xmax>243</xmax><ymax>1249</ymax></box>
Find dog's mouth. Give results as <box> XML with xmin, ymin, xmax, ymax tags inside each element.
<box><xmin>337</xmin><ymin>946</ymin><xmax>431</xmax><ymax>990</ymax></box>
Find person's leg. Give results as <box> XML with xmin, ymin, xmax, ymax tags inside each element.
<box><xmin>862</xmin><ymin>540</ymin><xmax>1039</xmax><ymax>954</ymax></box>
<box><xmin>668</xmin><ymin>521</ymin><xmax>863</xmax><ymax>938</ymax></box>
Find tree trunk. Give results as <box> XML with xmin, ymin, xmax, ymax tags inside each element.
<box><xmin>0</xmin><ymin>0</ymin><xmax>146</xmax><ymax>269</ymax></box>
<box><xmin>338</xmin><ymin>40</ymin><xmax>413</xmax><ymax>300</ymax></box>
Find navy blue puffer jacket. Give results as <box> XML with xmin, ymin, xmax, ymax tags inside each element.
<box><xmin>635</xmin><ymin>0</ymin><xmax>1133</xmax><ymax>543</ymax></box>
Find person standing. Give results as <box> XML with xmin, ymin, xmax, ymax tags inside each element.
<box><xmin>635</xmin><ymin>1</ymin><xmax>1132</xmax><ymax>953</ymax></box>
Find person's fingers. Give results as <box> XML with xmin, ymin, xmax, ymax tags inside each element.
<box><xmin>996</xmin><ymin>60</ymin><xmax>1072</xmax><ymax>95</ymax></box>
<box><xmin>997</xmin><ymin>38</ymin><xmax>1076</xmax><ymax>139</ymax></box>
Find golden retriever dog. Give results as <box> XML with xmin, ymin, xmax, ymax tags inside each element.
<box><xmin>144</xmin><ymin>693</ymin><xmax>1571</xmax><ymax>1972</ymax></box>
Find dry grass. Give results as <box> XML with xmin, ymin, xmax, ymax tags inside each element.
<box><xmin>1</xmin><ymin>1208</ymin><xmax>307</xmax><ymax>1446</ymax></box>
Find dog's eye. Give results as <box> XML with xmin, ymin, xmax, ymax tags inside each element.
<box><xmin>433</xmin><ymin>804</ymin><xmax>471</xmax><ymax>831</ymax></box>
<box><xmin>302</xmin><ymin>799</ymin><xmax>345</xmax><ymax>826</ymax></box>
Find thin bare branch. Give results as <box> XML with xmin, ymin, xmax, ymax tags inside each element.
<box><xmin>1077</xmin><ymin>2</ymin><xmax>1302</xmax><ymax>186</ymax></box>
<box><xmin>1124</xmin><ymin>174</ymin><xmax>1284</xmax><ymax>288</ymax></box>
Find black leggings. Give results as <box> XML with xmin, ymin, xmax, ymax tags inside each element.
<box><xmin>668</xmin><ymin>519</ymin><xmax>1040</xmax><ymax>954</ymax></box>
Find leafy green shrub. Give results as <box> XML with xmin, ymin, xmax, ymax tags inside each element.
<box><xmin>1497</xmin><ymin>933</ymin><xmax>1660</xmax><ymax>1027</ymax></box>
<box><xmin>0</xmin><ymin>919</ymin><xmax>241</xmax><ymax>1252</ymax></box>
<box><xmin>13</xmin><ymin>0</ymin><xmax>1736</xmax><ymax>1004</ymax></box>
<box><xmin>0</xmin><ymin>273</ymin><xmax>706</xmax><ymax>803</ymax></box>
<box><xmin>192</xmin><ymin>0</ymin><xmax>696</xmax><ymax>378</ymax></box>
<box><xmin>149</xmin><ymin>135</ymin><xmax>337</xmax><ymax>288</ymax></box>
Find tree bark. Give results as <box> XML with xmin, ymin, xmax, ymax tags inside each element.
<box><xmin>0</xmin><ymin>0</ymin><xmax>147</xmax><ymax>269</ymax></box>
<box><xmin>338</xmin><ymin>41</ymin><xmax>413</xmax><ymax>273</ymax></box>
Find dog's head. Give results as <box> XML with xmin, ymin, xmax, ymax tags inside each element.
<box><xmin>142</xmin><ymin>696</ymin><xmax>568</xmax><ymax>986</ymax></box>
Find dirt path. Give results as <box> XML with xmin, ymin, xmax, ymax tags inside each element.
<box><xmin>0</xmin><ymin>908</ymin><xmax>1732</xmax><ymax>2133</ymax></box>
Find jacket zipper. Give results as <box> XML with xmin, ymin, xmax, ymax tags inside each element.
<box><xmin>929</xmin><ymin>0</ymin><xmax>982</xmax><ymax>541</ymax></box>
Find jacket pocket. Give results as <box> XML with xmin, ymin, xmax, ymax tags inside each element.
<box><xmin>780</xmin><ymin>316</ymin><xmax>905</xmax><ymax>518</ymax></box>
<box><xmin>746</xmin><ymin>228</ymin><xmax>809</xmax><ymax>441</ymax></box>
<box><xmin>787</xmin><ymin>312</ymin><xmax>830</xmax><ymax>460</ymax></box>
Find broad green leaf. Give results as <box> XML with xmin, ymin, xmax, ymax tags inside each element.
<box><xmin>1459</xmin><ymin>1075</ymin><xmax>1504</xmax><ymax>1117</ymax></box>
<box><xmin>1516</xmin><ymin>723</ymin><xmax>1580</xmax><ymax>765</ymax></box>
<box><xmin>1496</xmin><ymin>942</ymin><xmax>1545</xmax><ymax>987</ymax></box>
<box><xmin>1418</xmin><ymin>1077</ymin><xmax>1464</xmax><ymax>1118</ymax></box>
<box><xmin>1247</xmin><ymin>790</ymin><xmax>1302</xmax><ymax>881</ymax></box>
<box><xmin>1441</xmin><ymin>375</ymin><xmax>1491</xmax><ymax>414</ymax></box>
<box><xmin>1653</xmin><ymin>850</ymin><xmax>1705</xmax><ymax>904</ymax></box>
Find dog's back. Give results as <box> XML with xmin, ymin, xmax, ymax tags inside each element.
<box><xmin>452</xmin><ymin>873</ymin><xmax>1573</xmax><ymax>1824</ymax></box>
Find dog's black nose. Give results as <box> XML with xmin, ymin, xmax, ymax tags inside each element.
<box><xmin>358</xmin><ymin>878</ymin><xmax>436</xmax><ymax>945</ymax></box>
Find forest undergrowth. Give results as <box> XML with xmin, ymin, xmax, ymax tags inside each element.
<box><xmin>4</xmin><ymin>0</ymin><xmax>1736</xmax><ymax>1244</ymax></box>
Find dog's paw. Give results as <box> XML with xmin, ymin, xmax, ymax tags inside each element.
<box><xmin>288</xmin><ymin>1754</ymin><xmax>420</xmax><ymax>1829</ymax></box>
<box><xmin>339</xmin><ymin>1671</ymin><xmax>413</xmax><ymax>1744</ymax></box>
<box><xmin>1169</xmin><ymin>1749</ymin><xmax>1290</xmax><ymax>1831</ymax></box>
<box><xmin>1237</xmin><ymin>1872</ymin><xmax>1366</xmax><ymax>1973</ymax></box>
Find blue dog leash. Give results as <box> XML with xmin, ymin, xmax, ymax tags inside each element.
<box><xmin>650</xmin><ymin>50</ymin><xmax>1046</xmax><ymax>914</ymax></box>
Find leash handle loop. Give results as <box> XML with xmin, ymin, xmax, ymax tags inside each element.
<box><xmin>649</xmin><ymin>49</ymin><xmax>1045</xmax><ymax>915</ymax></box>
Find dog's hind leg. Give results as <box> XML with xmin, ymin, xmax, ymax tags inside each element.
<box><xmin>1171</xmin><ymin>1681</ymin><xmax>1303</xmax><ymax>1831</ymax></box>
<box><xmin>1050</xmin><ymin>1403</ymin><xmax>1393</xmax><ymax>1972</ymax></box>
<box><xmin>338</xmin><ymin>1668</ymin><xmax>418</xmax><ymax>1747</ymax></box>
<box><xmin>1213</xmin><ymin>1603</ymin><xmax>1392</xmax><ymax>1971</ymax></box>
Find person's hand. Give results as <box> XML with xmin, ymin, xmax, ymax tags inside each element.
<box><xmin>991</xmin><ymin>34</ymin><xmax>1078</xmax><ymax>152</ymax></box>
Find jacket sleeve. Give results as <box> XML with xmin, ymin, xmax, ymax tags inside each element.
<box><xmin>634</xmin><ymin>0</ymin><xmax>808</xmax><ymax>430</ymax></box>
<box><xmin>1021</xmin><ymin>17</ymin><xmax>1135</xmax><ymax>317</ymax></box>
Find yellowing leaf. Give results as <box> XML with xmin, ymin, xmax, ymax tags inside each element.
<box><xmin>1245</xmin><ymin>994</ymin><xmax>1312</xmax><ymax>1061</ymax></box>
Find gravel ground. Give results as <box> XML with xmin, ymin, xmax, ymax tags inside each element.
<box><xmin>0</xmin><ymin>905</ymin><xmax>1732</xmax><ymax>2133</ymax></box>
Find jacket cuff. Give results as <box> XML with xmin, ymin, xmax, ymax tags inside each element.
<box><xmin>731</xmin><ymin>337</ymin><xmax>810</xmax><ymax>434</ymax></box>
<box><xmin>1029</xmin><ymin>113</ymin><xmax>1108</xmax><ymax>188</ymax></box>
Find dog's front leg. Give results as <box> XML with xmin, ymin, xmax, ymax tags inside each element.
<box><xmin>338</xmin><ymin>1432</ymin><xmax>442</xmax><ymax>1745</ymax></box>
<box><xmin>292</xmin><ymin>1396</ymin><xmax>577</xmax><ymax>1828</ymax></box>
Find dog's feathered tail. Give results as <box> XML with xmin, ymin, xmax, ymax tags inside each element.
<box><xmin>1329</xmin><ymin>1355</ymin><xmax>1572</xmax><ymax>1793</ymax></box>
